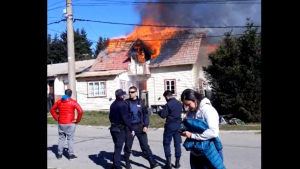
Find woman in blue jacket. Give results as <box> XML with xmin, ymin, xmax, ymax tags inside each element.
<box><xmin>180</xmin><ymin>89</ymin><xmax>224</xmax><ymax>169</ymax></box>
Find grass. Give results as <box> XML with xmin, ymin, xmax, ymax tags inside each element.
<box><xmin>47</xmin><ymin>111</ymin><xmax>261</xmax><ymax>130</ymax></box>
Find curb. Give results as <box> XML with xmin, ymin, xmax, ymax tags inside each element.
<box><xmin>47</xmin><ymin>124</ymin><xmax>261</xmax><ymax>133</ymax></box>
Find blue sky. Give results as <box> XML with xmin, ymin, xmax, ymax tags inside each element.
<box><xmin>47</xmin><ymin>0</ymin><xmax>261</xmax><ymax>50</ymax></box>
<box><xmin>47</xmin><ymin>0</ymin><xmax>139</xmax><ymax>49</ymax></box>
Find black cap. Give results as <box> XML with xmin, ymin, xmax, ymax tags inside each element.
<box><xmin>115</xmin><ymin>89</ymin><xmax>126</xmax><ymax>97</ymax></box>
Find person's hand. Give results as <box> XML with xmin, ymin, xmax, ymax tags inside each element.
<box><xmin>158</xmin><ymin>106</ymin><xmax>163</xmax><ymax>109</ymax></box>
<box><xmin>181</xmin><ymin>131</ymin><xmax>192</xmax><ymax>138</ymax></box>
<box><xmin>72</xmin><ymin>120</ymin><xmax>78</xmax><ymax>124</ymax></box>
<box><xmin>131</xmin><ymin>131</ymin><xmax>135</xmax><ymax>136</ymax></box>
<box><xmin>143</xmin><ymin>127</ymin><xmax>148</xmax><ymax>132</ymax></box>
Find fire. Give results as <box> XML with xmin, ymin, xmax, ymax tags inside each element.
<box><xmin>208</xmin><ymin>45</ymin><xmax>218</xmax><ymax>52</ymax></box>
<box><xmin>106</xmin><ymin>3</ymin><xmax>178</xmax><ymax>62</ymax></box>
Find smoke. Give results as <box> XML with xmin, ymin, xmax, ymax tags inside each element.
<box><xmin>135</xmin><ymin>0</ymin><xmax>261</xmax><ymax>45</ymax></box>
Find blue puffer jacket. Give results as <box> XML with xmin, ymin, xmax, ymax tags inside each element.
<box><xmin>182</xmin><ymin>118</ymin><xmax>226</xmax><ymax>169</ymax></box>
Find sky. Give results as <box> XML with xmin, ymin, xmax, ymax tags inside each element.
<box><xmin>47</xmin><ymin>0</ymin><xmax>261</xmax><ymax>50</ymax></box>
<box><xmin>47</xmin><ymin>0</ymin><xmax>140</xmax><ymax>49</ymax></box>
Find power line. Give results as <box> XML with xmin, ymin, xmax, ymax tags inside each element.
<box><xmin>48</xmin><ymin>28</ymin><xmax>63</xmax><ymax>33</ymax></box>
<box><xmin>47</xmin><ymin>19</ymin><xmax>66</xmax><ymax>25</ymax></box>
<box><xmin>86</xmin><ymin>21</ymin><xmax>101</xmax><ymax>38</ymax></box>
<box><xmin>47</xmin><ymin>29</ymin><xmax>260</xmax><ymax>43</ymax></box>
<box><xmin>73</xmin><ymin>0</ymin><xmax>261</xmax><ymax>6</ymax></box>
<box><xmin>73</xmin><ymin>18</ymin><xmax>261</xmax><ymax>29</ymax></box>
<box><xmin>47</xmin><ymin>6</ymin><xmax>65</xmax><ymax>11</ymax></box>
<box><xmin>107</xmin><ymin>33</ymin><xmax>261</xmax><ymax>42</ymax></box>
<box><xmin>47</xmin><ymin>0</ymin><xmax>64</xmax><ymax>8</ymax></box>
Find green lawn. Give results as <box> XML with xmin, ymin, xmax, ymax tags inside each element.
<box><xmin>47</xmin><ymin>111</ymin><xmax>261</xmax><ymax>130</ymax></box>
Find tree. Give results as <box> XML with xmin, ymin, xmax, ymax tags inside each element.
<box><xmin>203</xmin><ymin>18</ymin><xmax>261</xmax><ymax>122</ymax></box>
<box><xmin>47</xmin><ymin>34</ymin><xmax>67</xmax><ymax>64</ymax></box>
<box><xmin>60</xmin><ymin>28</ymin><xmax>93</xmax><ymax>61</ymax></box>
<box><xmin>47</xmin><ymin>34</ymin><xmax>52</xmax><ymax>64</ymax></box>
<box><xmin>93</xmin><ymin>36</ymin><xmax>108</xmax><ymax>57</ymax></box>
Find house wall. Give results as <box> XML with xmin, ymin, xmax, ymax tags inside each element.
<box><xmin>191</xmin><ymin>52</ymin><xmax>202</xmax><ymax>92</ymax></box>
<box><xmin>76</xmin><ymin>76</ymin><xmax>117</xmax><ymax>111</ymax></box>
<box><xmin>147</xmin><ymin>65</ymin><xmax>193</xmax><ymax>106</ymax></box>
<box><xmin>200</xmin><ymin>47</ymin><xmax>214</xmax><ymax>91</ymax></box>
<box><xmin>53</xmin><ymin>75</ymin><xmax>79</xmax><ymax>102</ymax></box>
<box><xmin>54</xmin><ymin>75</ymin><xmax>65</xmax><ymax>102</ymax></box>
<box><xmin>115</xmin><ymin>72</ymin><xmax>133</xmax><ymax>98</ymax></box>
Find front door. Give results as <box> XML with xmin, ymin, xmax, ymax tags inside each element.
<box><xmin>48</xmin><ymin>80</ymin><xmax>55</xmax><ymax>105</ymax></box>
<box><xmin>136</xmin><ymin>81</ymin><xmax>143</xmax><ymax>98</ymax></box>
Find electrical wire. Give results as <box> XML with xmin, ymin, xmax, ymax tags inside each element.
<box><xmin>47</xmin><ymin>0</ymin><xmax>64</xmax><ymax>8</ymax></box>
<box><xmin>73</xmin><ymin>0</ymin><xmax>261</xmax><ymax>6</ymax></box>
<box><xmin>73</xmin><ymin>18</ymin><xmax>261</xmax><ymax>29</ymax></box>
<box><xmin>47</xmin><ymin>19</ymin><xmax>66</xmax><ymax>25</ymax></box>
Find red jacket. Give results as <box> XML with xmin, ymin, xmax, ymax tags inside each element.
<box><xmin>50</xmin><ymin>98</ymin><xmax>83</xmax><ymax>124</ymax></box>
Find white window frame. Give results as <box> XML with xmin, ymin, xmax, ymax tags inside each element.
<box><xmin>87</xmin><ymin>81</ymin><xmax>106</xmax><ymax>97</ymax></box>
<box><xmin>165</xmin><ymin>79</ymin><xmax>176</xmax><ymax>96</ymax></box>
<box><xmin>120</xmin><ymin>80</ymin><xmax>127</xmax><ymax>91</ymax></box>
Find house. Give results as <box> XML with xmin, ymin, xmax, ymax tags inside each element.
<box><xmin>47</xmin><ymin>59</ymin><xmax>95</xmax><ymax>103</ymax></box>
<box><xmin>75</xmin><ymin>29</ymin><xmax>212</xmax><ymax>112</ymax></box>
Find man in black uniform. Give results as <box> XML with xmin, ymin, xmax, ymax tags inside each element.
<box><xmin>123</xmin><ymin>86</ymin><xmax>159</xmax><ymax>169</ymax></box>
<box><xmin>109</xmin><ymin>89</ymin><xmax>135</xmax><ymax>169</ymax></box>
<box><xmin>157</xmin><ymin>90</ymin><xmax>183</xmax><ymax>169</ymax></box>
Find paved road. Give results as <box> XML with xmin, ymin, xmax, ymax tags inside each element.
<box><xmin>47</xmin><ymin>125</ymin><xmax>261</xmax><ymax>169</ymax></box>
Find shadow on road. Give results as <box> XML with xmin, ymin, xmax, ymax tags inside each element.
<box><xmin>47</xmin><ymin>144</ymin><xmax>69</xmax><ymax>159</ymax></box>
<box><xmin>131</xmin><ymin>150</ymin><xmax>166</xmax><ymax>167</ymax></box>
<box><xmin>88</xmin><ymin>151</ymin><xmax>149</xmax><ymax>169</ymax></box>
<box><xmin>89</xmin><ymin>151</ymin><xmax>114</xmax><ymax>169</ymax></box>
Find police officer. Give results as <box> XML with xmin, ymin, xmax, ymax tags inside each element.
<box><xmin>123</xmin><ymin>86</ymin><xmax>159</xmax><ymax>169</ymax></box>
<box><xmin>157</xmin><ymin>90</ymin><xmax>183</xmax><ymax>169</ymax></box>
<box><xmin>109</xmin><ymin>89</ymin><xmax>135</xmax><ymax>169</ymax></box>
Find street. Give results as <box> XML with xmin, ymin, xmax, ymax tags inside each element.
<box><xmin>47</xmin><ymin>124</ymin><xmax>261</xmax><ymax>169</ymax></box>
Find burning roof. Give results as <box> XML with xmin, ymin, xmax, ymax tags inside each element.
<box><xmin>90</xmin><ymin>29</ymin><xmax>207</xmax><ymax>71</ymax></box>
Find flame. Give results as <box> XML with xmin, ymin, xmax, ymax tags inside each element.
<box><xmin>208</xmin><ymin>45</ymin><xmax>218</xmax><ymax>52</ymax></box>
<box><xmin>106</xmin><ymin>3</ymin><xmax>178</xmax><ymax>62</ymax></box>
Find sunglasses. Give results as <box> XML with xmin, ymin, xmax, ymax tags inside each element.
<box><xmin>129</xmin><ymin>91</ymin><xmax>136</xmax><ymax>94</ymax></box>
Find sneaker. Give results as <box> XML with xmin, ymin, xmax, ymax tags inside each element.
<box><xmin>57</xmin><ymin>154</ymin><xmax>62</xmax><ymax>160</ymax></box>
<box><xmin>69</xmin><ymin>154</ymin><xmax>78</xmax><ymax>160</ymax></box>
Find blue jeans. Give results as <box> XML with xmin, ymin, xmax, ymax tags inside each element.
<box><xmin>190</xmin><ymin>150</ymin><xmax>224</xmax><ymax>169</ymax></box>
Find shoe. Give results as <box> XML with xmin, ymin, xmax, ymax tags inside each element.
<box><xmin>57</xmin><ymin>154</ymin><xmax>62</xmax><ymax>160</ymax></box>
<box><xmin>124</xmin><ymin>155</ymin><xmax>132</xmax><ymax>169</ymax></box>
<box><xmin>146</xmin><ymin>154</ymin><xmax>159</xmax><ymax>168</ymax></box>
<box><xmin>162</xmin><ymin>157</ymin><xmax>172</xmax><ymax>169</ymax></box>
<box><xmin>69</xmin><ymin>154</ymin><xmax>78</xmax><ymax>160</ymax></box>
<box><xmin>174</xmin><ymin>157</ymin><xmax>180</xmax><ymax>168</ymax></box>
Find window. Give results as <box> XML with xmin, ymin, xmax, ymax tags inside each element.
<box><xmin>164</xmin><ymin>79</ymin><xmax>176</xmax><ymax>95</ymax></box>
<box><xmin>120</xmin><ymin>80</ymin><xmax>127</xmax><ymax>91</ymax></box>
<box><xmin>87</xmin><ymin>81</ymin><xmax>106</xmax><ymax>97</ymax></box>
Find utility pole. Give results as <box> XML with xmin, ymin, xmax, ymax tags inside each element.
<box><xmin>66</xmin><ymin>0</ymin><xmax>77</xmax><ymax>100</ymax></box>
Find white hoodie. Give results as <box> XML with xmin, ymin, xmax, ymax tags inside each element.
<box><xmin>186</xmin><ymin>98</ymin><xmax>220</xmax><ymax>141</ymax></box>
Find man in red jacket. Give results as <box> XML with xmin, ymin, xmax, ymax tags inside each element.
<box><xmin>50</xmin><ymin>89</ymin><xmax>83</xmax><ymax>160</ymax></box>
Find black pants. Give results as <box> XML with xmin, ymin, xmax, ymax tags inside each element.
<box><xmin>163</xmin><ymin>127</ymin><xmax>182</xmax><ymax>158</ymax></box>
<box><xmin>110</xmin><ymin>130</ymin><xmax>125</xmax><ymax>167</ymax></box>
<box><xmin>190</xmin><ymin>151</ymin><xmax>224</xmax><ymax>169</ymax></box>
<box><xmin>123</xmin><ymin>123</ymin><xmax>152</xmax><ymax>157</ymax></box>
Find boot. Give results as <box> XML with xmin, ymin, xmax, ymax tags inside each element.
<box><xmin>111</xmin><ymin>163</ymin><xmax>122</xmax><ymax>169</ymax></box>
<box><xmin>174</xmin><ymin>157</ymin><xmax>180</xmax><ymax>168</ymax></box>
<box><xmin>146</xmin><ymin>154</ymin><xmax>159</xmax><ymax>168</ymax></box>
<box><xmin>162</xmin><ymin>157</ymin><xmax>172</xmax><ymax>169</ymax></box>
<box><xmin>124</xmin><ymin>155</ymin><xmax>132</xmax><ymax>169</ymax></box>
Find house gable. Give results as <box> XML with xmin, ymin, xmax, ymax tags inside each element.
<box><xmin>90</xmin><ymin>29</ymin><xmax>204</xmax><ymax>72</ymax></box>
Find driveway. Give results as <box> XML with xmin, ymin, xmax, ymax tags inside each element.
<box><xmin>47</xmin><ymin>125</ymin><xmax>261</xmax><ymax>169</ymax></box>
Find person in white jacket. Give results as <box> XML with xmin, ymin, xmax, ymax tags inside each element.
<box><xmin>179</xmin><ymin>89</ymin><xmax>224</xmax><ymax>169</ymax></box>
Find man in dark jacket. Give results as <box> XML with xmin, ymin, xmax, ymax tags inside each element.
<box><xmin>123</xmin><ymin>86</ymin><xmax>159</xmax><ymax>169</ymax></box>
<box><xmin>50</xmin><ymin>89</ymin><xmax>83</xmax><ymax>160</ymax></box>
<box><xmin>109</xmin><ymin>89</ymin><xmax>135</xmax><ymax>169</ymax></box>
<box><xmin>157</xmin><ymin>90</ymin><xmax>183</xmax><ymax>169</ymax></box>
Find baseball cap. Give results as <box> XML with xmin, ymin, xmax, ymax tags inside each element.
<box><xmin>115</xmin><ymin>89</ymin><xmax>126</xmax><ymax>97</ymax></box>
